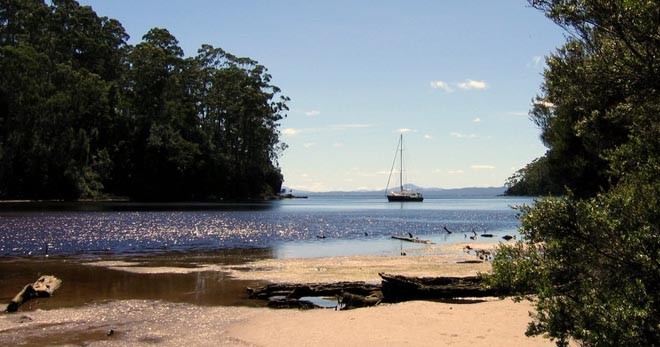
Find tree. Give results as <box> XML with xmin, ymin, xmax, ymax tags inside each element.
<box><xmin>192</xmin><ymin>44</ymin><xmax>288</xmax><ymax>199</ymax></box>
<box><xmin>504</xmin><ymin>155</ymin><xmax>559</xmax><ymax>196</ymax></box>
<box><xmin>505</xmin><ymin>0</ymin><xmax>659</xmax><ymax>198</ymax></box>
<box><xmin>0</xmin><ymin>1</ymin><xmax>288</xmax><ymax>200</ymax></box>
<box><xmin>490</xmin><ymin>1</ymin><xmax>660</xmax><ymax>345</ymax></box>
<box><xmin>0</xmin><ymin>0</ymin><xmax>128</xmax><ymax>199</ymax></box>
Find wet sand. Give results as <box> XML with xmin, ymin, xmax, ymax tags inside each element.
<box><xmin>222</xmin><ymin>242</ymin><xmax>496</xmax><ymax>283</ymax></box>
<box><xmin>0</xmin><ymin>250</ymin><xmax>272</xmax><ymax>310</ymax></box>
<box><xmin>0</xmin><ymin>241</ymin><xmax>558</xmax><ymax>346</ymax></box>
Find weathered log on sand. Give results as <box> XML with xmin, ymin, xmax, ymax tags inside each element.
<box><xmin>6</xmin><ymin>275</ymin><xmax>62</xmax><ymax>312</ymax></box>
<box><xmin>379</xmin><ymin>273</ymin><xmax>500</xmax><ymax>301</ymax></box>
<box><xmin>247</xmin><ymin>281</ymin><xmax>384</xmax><ymax>310</ymax></box>
<box><xmin>339</xmin><ymin>291</ymin><xmax>383</xmax><ymax>310</ymax></box>
<box><xmin>247</xmin><ymin>281</ymin><xmax>381</xmax><ymax>300</ymax></box>
<box><xmin>391</xmin><ymin>235</ymin><xmax>434</xmax><ymax>244</ymax></box>
<box><xmin>267</xmin><ymin>298</ymin><xmax>323</xmax><ymax>309</ymax></box>
<box><xmin>248</xmin><ymin>275</ymin><xmax>506</xmax><ymax>309</ymax></box>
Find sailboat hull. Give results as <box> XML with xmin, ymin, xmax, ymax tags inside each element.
<box><xmin>387</xmin><ymin>194</ymin><xmax>424</xmax><ymax>202</ymax></box>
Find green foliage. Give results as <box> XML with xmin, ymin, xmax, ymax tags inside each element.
<box><xmin>506</xmin><ymin>0</ymin><xmax>659</xmax><ymax>197</ymax></box>
<box><xmin>492</xmin><ymin>1</ymin><xmax>660</xmax><ymax>345</ymax></box>
<box><xmin>494</xmin><ymin>188</ymin><xmax>660</xmax><ymax>346</ymax></box>
<box><xmin>505</xmin><ymin>156</ymin><xmax>562</xmax><ymax>196</ymax></box>
<box><xmin>0</xmin><ymin>0</ymin><xmax>287</xmax><ymax>200</ymax></box>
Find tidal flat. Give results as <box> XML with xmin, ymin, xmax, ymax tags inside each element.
<box><xmin>0</xmin><ymin>241</ymin><xmax>557</xmax><ymax>347</ymax></box>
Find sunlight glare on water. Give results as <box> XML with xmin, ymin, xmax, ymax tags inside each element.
<box><xmin>0</xmin><ymin>197</ymin><xmax>533</xmax><ymax>256</ymax></box>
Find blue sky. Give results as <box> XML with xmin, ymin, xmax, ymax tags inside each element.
<box><xmin>79</xmin><ymin>0</ymin><xmax>566</xmax><ymax>191</ymax></box>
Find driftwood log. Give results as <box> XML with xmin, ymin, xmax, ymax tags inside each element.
<box><xmin>247</xmin><ymin>281</ymin><xmax>382</xmax><ymax>309</ymax></box>
<box><xmin>339</xmin><ymin>291</ymin><xmax>383</xmax><ymax>309</ymax></box>
<box><xmin>247</xmin><ymin>274</ymin><xmax>506</xmax><ymax>309</ymax></box>
<box><xmin>379</xmin><ymin>273</ymin><xmax>500</xmax><ymax>301</ymax></box>
<box><xmin>267</xmin><ymin>298</ymin><xmax>323</xmax><ymax>309</ymax></box>
<box><xmin>391</xmin><ymin>235</ymin><xmax>434</xmax><ymax>244</ymax></box>
<box><xmin>6</xmin><ymin>275</ymin><xmax>62</xmax><ymax>312</ymax></box>
<box><xmin>247</xmin><ymin>281</ymin><xmax>381</xmax><ymax>300</ymax></box>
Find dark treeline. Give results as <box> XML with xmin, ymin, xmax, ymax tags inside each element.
<box><xmin>504</xmin><ymin>0</ymin><xmax>659</xmax><ymax>198</ymax></box>
<box><xmin>491</xmin><ymin>1</ymin><xmax>659</xmax><ymax>346</ymax></box>
<box><xmin>0</xmin><ymin>0</ymin><xmax>289</xmax><ymax>201</ymax></box>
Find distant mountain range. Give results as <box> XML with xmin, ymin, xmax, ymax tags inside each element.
<box><xmin>282</xmin><ymin>185</ymin><xmax>507</xmax><ymax>198</ymax></box>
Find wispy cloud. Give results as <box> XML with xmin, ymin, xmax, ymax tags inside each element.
<box><xmin>457</xmin><ymin>79</ymin><xmax>487</xmax><ymax>90</ymax></box>
<box><xmin>508</xmin><ymin>111</ymin><xmax>528</xmax><ymax>116</ymax></box>
<box><xmin>424</xmin><ymin>134</ymin><xmax>433</xmax><ymax>140</ymax></box>
<box><xmin>282</xmin><ymin>128</ymin><xmax>300</xmax><ymax>136</ymax></box>
<box><xmin>447</xmin><ymin>169</ymin><xmax>465</xmax><ymax>174</ymax></box>
<box><xmin>450</xmin><ymin>132</ymin><xmax>477</xmax><ymax>139</ymax></box>
<box><xmin>346</xmin><ymin>168</ymin><xmax>391</xmax><ymax>178</ymax></box>
<box><xmin>527</xmin><ymin>56</ymin><xmax>543</xmax><ymax>69</ymax></box>
<box><xmin>330</xmin><ymin>124</ymin><xmax>372</xmax><ymax>130</ymax></box>
<box><xmin>471</xmin><ymin>164</ymin><xmax>496</xmax><ymax>170</ymax></box>
<box><xmin>473</xmin><ymin>117</ymin><xmax>481</xmax><ymax>123</ymax></box>
<box><xmin>333</xmin><ymin>142</ymin><xmax>344</xmax><ymax>148</ymax></box>
<box><xmin>303</xmin><ymin>142</ymin><xmax>316</xmax><ymax>148</ymax></box>
<box><xmin>430</xmin><ymin>80</ymin><xmax>453</xmax><ymax>92</ymax></box>
<box><xmin>304</xmin><ymin>110</ymin><xmax>320</xmax><ymax>116</ymax></box>
<box><xmin>398</xmin><ymin>128</ymin><xmax>414</xmax><ymax>133</ymax></box>
<box><xmin>431</xmin><ymin>79</ymin><xmax>488</xmax><ymax>92</ymax></box>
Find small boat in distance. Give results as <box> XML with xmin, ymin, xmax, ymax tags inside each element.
<box><xmin>385</xmin><ymin>134</ymin><xmax>423</xmax><ymax>202</ymax></box>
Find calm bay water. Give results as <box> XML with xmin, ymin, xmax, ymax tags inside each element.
<box><xmin>0</xmin><ymin>196</ymin><xmax>533</xmax><ymax>258</ymax></box>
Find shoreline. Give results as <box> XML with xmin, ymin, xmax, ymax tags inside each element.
<box><xmin>0</xmin><ymin>240</ymin><xmax>559</xmax><ymax>346</ymax></box>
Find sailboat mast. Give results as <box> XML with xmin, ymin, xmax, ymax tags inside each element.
<box><xmin>399</xmin><ymin>134</ymin><xmax>403</xmax><ymax>193</ymax></box>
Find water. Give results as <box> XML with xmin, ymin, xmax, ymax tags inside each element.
<box><xmin>0</xmin><ymin>197</ymin><xmax>533</xmax><ymax>258</ymax></box>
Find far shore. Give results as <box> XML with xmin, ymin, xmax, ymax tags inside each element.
<box><xmin>0</xmin><ymin>240</ymin><xmax>560</xmax><ymax>346</ymax></box>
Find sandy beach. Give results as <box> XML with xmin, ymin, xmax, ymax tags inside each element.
<box><xmin>0</xmin><ymin>241</ymin><xmax>557</xmax><ymax>346</ymax></box>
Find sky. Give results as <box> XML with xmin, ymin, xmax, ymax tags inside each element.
<box><xmin>78</xmin><ymin>0</ymin><xmax>567</xmax><ymax>191</ymax></box>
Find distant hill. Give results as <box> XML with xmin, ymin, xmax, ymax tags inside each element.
<box><xmin>282</xmin><ymin>185</ymin><xmax>507</xmax><ymax>198</ymax></box>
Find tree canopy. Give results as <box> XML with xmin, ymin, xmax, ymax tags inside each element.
<box><xmin>491</xmin><ymin>1</ymin><xmax>659</xmax><ymax>346</ymax></box>
<box><xmin>0</xmin><ymin>0</ymin><xmax>288</xmax><ymax>200</ymax></box>
<box><xmin>505</xmin><ymin>0</ymin><xmax>659</xmax><ymax>198</ymax></box>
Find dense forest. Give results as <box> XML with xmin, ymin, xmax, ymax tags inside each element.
<box><xmin>504</xmin><ymin>0</ymin><xmax>658</xmax><ymax>198</ymax></box>
<box><xmin>491</xmin><ymin>1</ymin><xmax>659</xmax><ymax>346</ymax></box>
<box><xmin>0</xmin><ymin>0</ymin><xmax>289</xmax><ymax>201</ymax></box>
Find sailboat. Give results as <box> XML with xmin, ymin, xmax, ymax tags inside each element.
<box><xmin>385</xmin><ymin>134</ymin><xmax>423</xmax><ymax>202</ymax></box>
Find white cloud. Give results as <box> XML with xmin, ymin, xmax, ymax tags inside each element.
<box><xmin>424</xmin><ymin>134</ymin><xmax>433</xmax><ymax>140</ymax></box>
<box><xmin>471</xmin><ymin>164</ymin><xmax>496</xmax><ymax>170</ymax></box>
<box><xmin>533</xmin><ymin>100</ymin><xmax>556</xmax><ymax>108</ymax></box>
<box><xmin>333</xmin><ymin>142</ymin><xmax>344</xmax><ymax>148</ymax></box>
<box><xmin>430</xmin><ymin>80</ymin><xmax>453</xmax><ymax>92</ymax></box>
<box><xmin>447</xmin><ymin>169</ymin><xmax>465</xmax><ymax>174</ymax></box>
<box><xmin>473</xmin><ymin>117</ymin><xmax>481</xmax><ymax>123</ymax></box>
<box><xmin>450</xmin><ymin>132</ymin><xmax>477</xmax><ymax>139</ymax></box>
<box><xmin>398</xmin><ymin>128</ymin><xmax>414</xmax><ymax>133</ymax></box>
<box><xmin>282</xmin><ymin>128</ymin><xmax>300</xmax><ymax>136</ymax></box>
<box><xmin>303</xmin><ymin>142</ymin><xmax>316</xmax><ymax>148</ymax></box>
<box><xmin>304</xmin><ymin>110</ymin><xmax>320</xmax><ymax>116</ymax></box>
<box><xmin>508</xmin><ymin>111</ymin><xmax>528</xmax><ymax>116</ymax></box>
<box><xmin>457</xmin><ymin>79</ymin><xmax>487</xmax><ymax>90</ymax></box>
<box><xmin>432</xmin><ymin>79</ymin><xmax>488</xmax><ymax>93</ymax></box>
